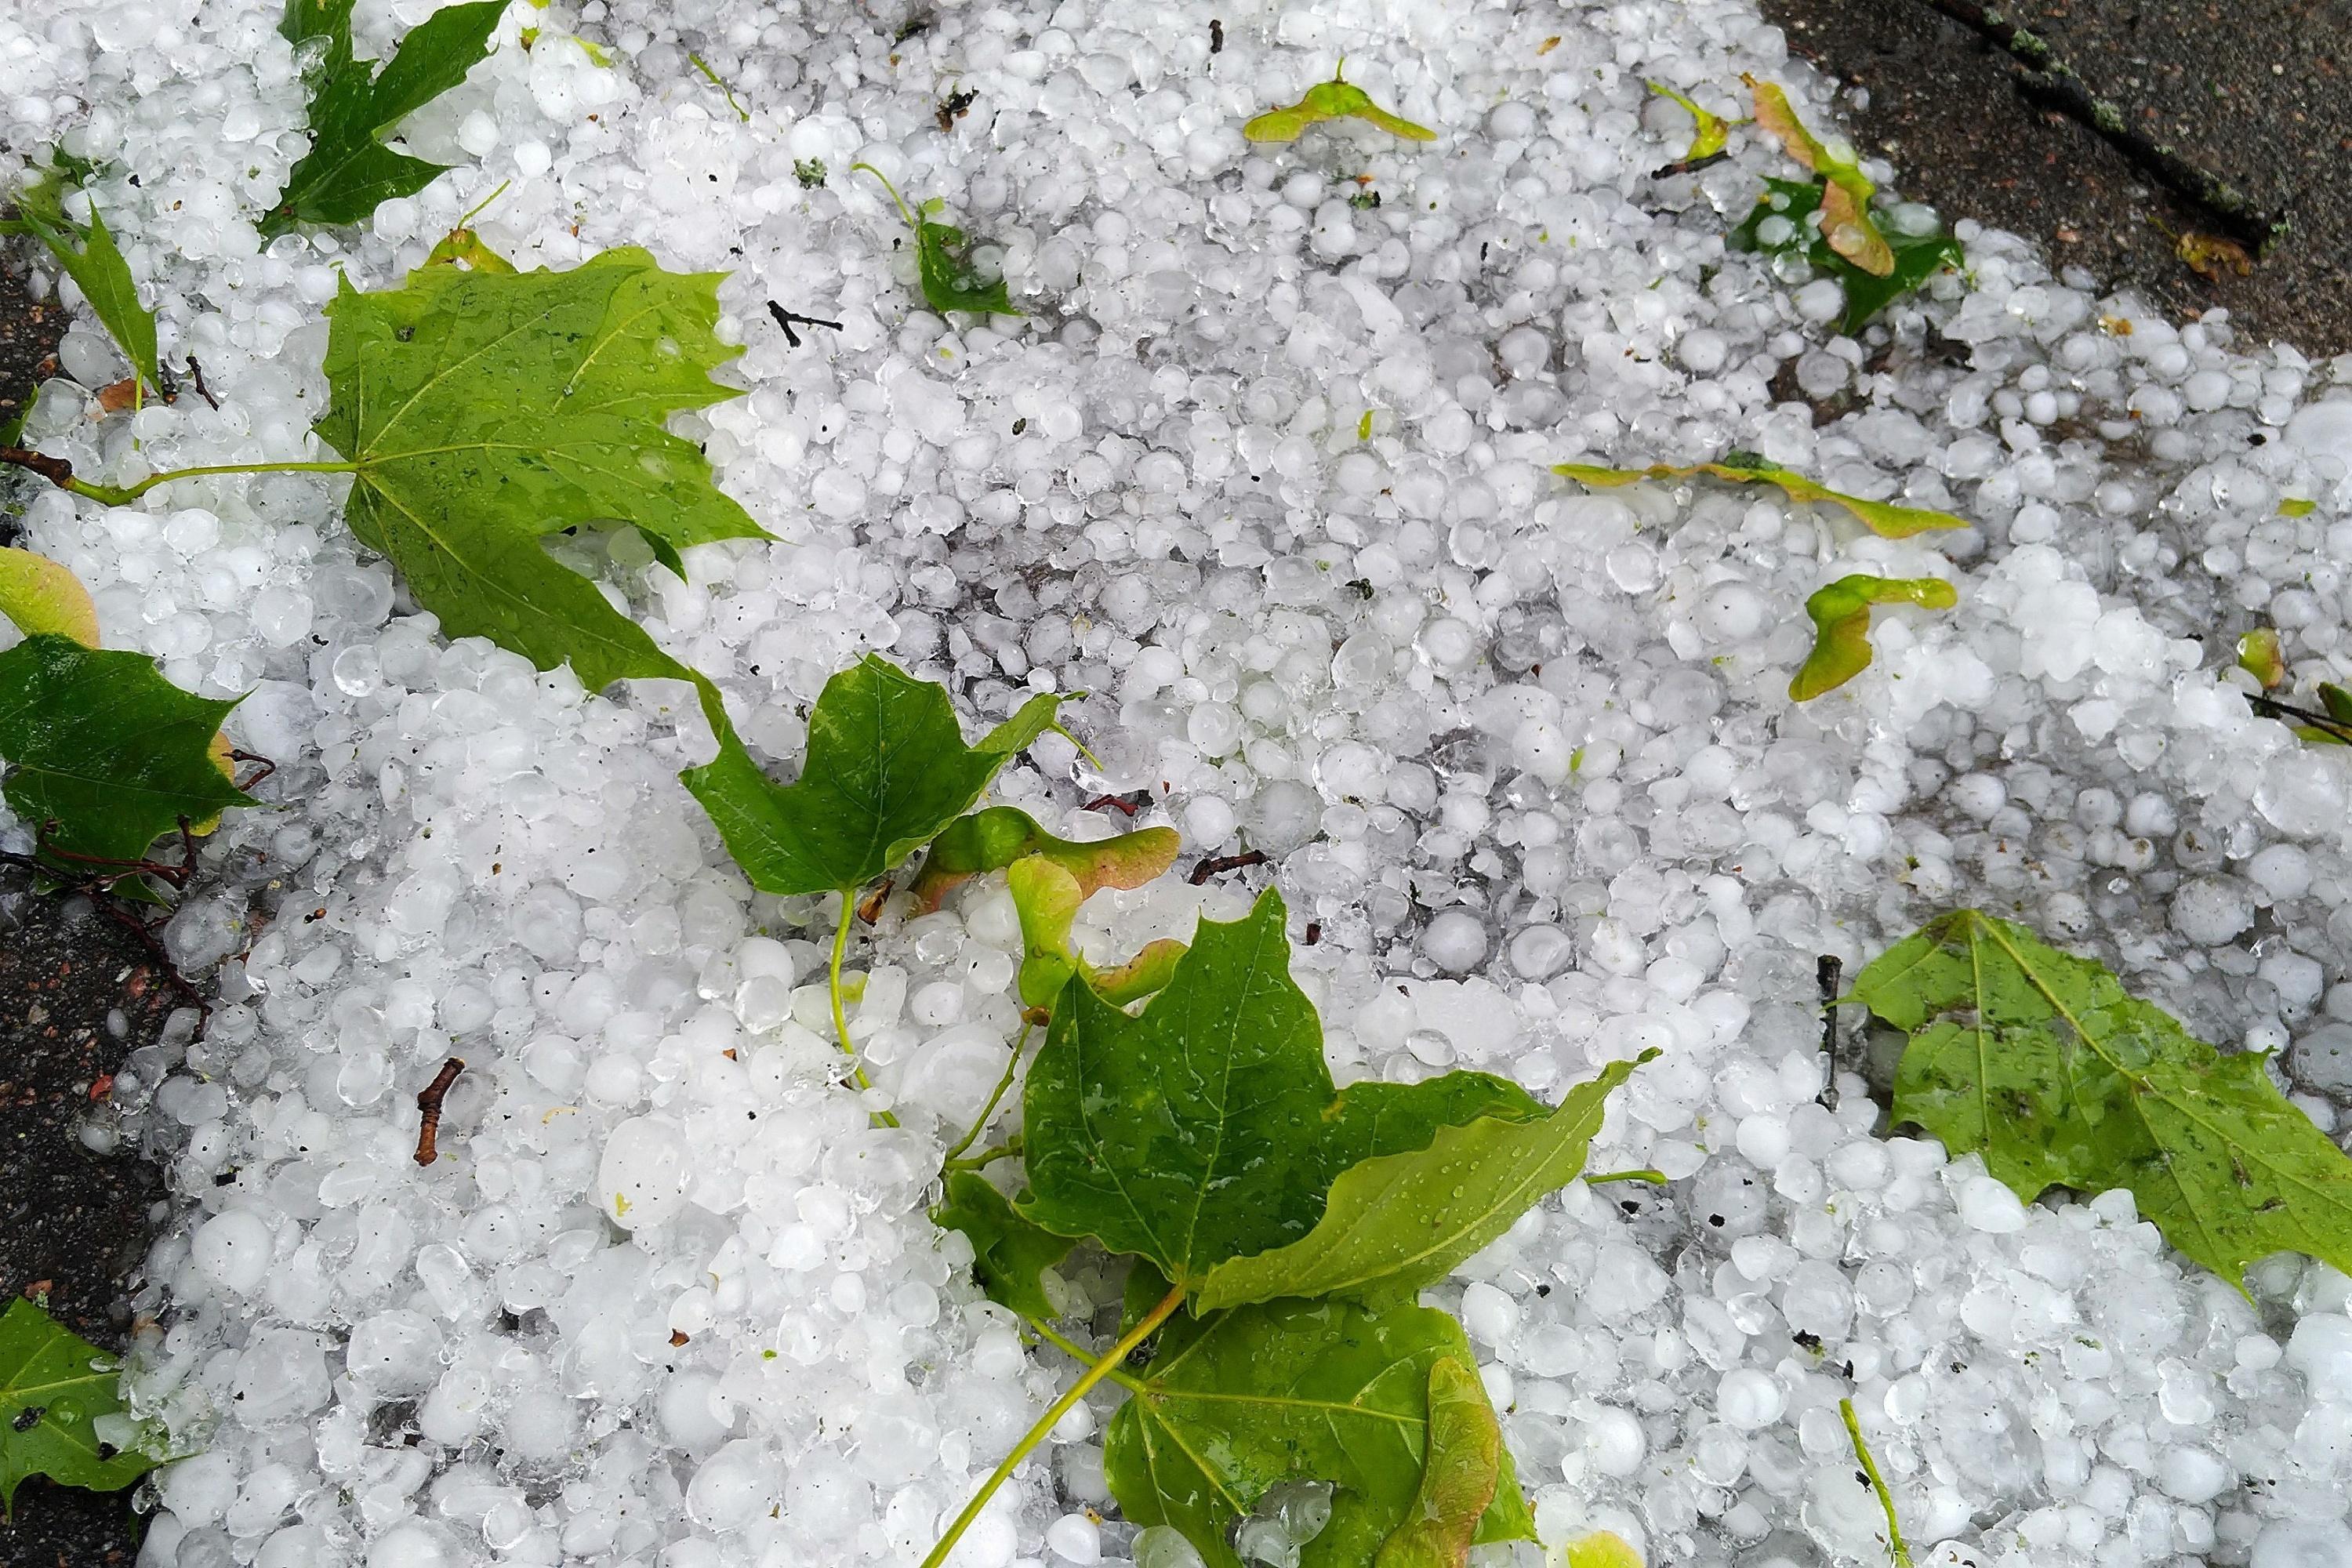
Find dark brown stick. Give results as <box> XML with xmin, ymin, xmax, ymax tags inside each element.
<box><xmin>0</xmin><ymin>446</ymin><xmax>73</xmax><ymax>488</ymax></box>
<box><xmin>1189</xmin><ymin>850</ymin><xmax>1268</xmax><ymax>885</ymax></box>
<box><xmin>1083</xmin><ymin>793</ymin><xmax>1144</xmax><ymax>816</ymax></box>
<box><xmin>414</xmin><ymin>1058</ymin><xmax>465</xmax><ymax>1166</ymax></box>
<box><xmin>183</xmin><ymin>356</ymin><xmax>220</xmax><ymax>410</ymax></box>
<box><xmin>2248</xmin><ymin>692</ymin><xmax>2352</xmax><ymax>746</ymax></box>
<box><xmin>1817</xmin><ymin>954</ymin><xmax>1843</xmax><ymax>1110</ymax></box>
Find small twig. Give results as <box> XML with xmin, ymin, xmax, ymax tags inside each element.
<box><xmin>1651</xmin><ymin>150</ymin><xmax>1731</xmax><ymax>179</ymax></box>
<box><xmin>413</xmin><ymin>1057</ymin><xmax>466</xmax><ymax>1166</ymax></box>
<box><xmin>1840</xmin><ymin>1397</ymin><xmax>1914</xmax><ymax>1567</ymax></box>
<box><xmin>0</xmin><ymin>445</ymin><xmax>74</xmax><ymax>488</ymax></box>
<box><xmin>688</xmin><ymin>51</ymin><xmax>749</xmax><ymax>122</ymax></box>
<box><xmin>226</xmin><ymin>747</ymin><xmax>277</xmax><ymax>793</ymax></box>
<box><xmin>1083</xmin><ymin>792</ymin><xmax>1144</xmax><ymax>817</ymax></box>
<box><xmin>1817</xmin><ymin>953</ymin><xmax>1843</xmax><ymax>1110</ymax></box>
<box><xmin>1188</xmin><ymin>849</ymin><xmax>1268</xmax><ymax>886</ymax></box>
<box><xmin>1588</xmin><ymin>1168</ymin><xmax>1668</xmax><ymax>1185</ymax></box>
<box><xmin>2249</xmin><ymin>691</ymin><xmax>2352</xmax><ymax>746</ymax></box>
<box><xmin>182</xmin><ymin>356</ymin><xmax>219</xmax><ymax>410</ymax></box>
<box><xmin>1918</xmin><ymin>0</ymin><xmax>2285</xmax><ymax>252</ymax></box>
<box><xmin>765</xmin><ymin>300</ymin><xmax>844</xmax><ymax>348</ymax></box>
<box><xmin>31</xmin><ymin>815</ymin><xmax>199</xmax><ymax>891</ymax></box>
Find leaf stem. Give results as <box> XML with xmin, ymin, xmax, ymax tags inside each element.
<box><xmin>940</xmin><ymin>1023</ymin><xmax>1030</xmax><ymax>1167</ymax></box>
<box><xmin>924</xmin><ymin>1283</ymin><xmax>1183</xmax><ymax>1568</ymax></box>
<box><xmin>1586</xmin><ymin>1168</ymin><xmax>1668</xmax><ymax>1185</ymax></box>
<box><xmin>943</xmin><ymin>1137</ymin><xmax>1021</xmax><ymax>1174</ymax></box>
<box><xmin>829</xmin><ymin>891</ymin><xmax>900</xmax><ymax>1129</ymax></box>
<box><xmin>851</xmin><ymin>161</ymin><xmax>920</xmax><ymax>230</ymax></box>
<box><xmin>1020</xmin><ymin>1312</ymin><xmax>1149</xmax><ymax>1396</ymax></box>
<box><xmin>688</xmin><ymin>51</ymin><xmax>750</xmax><ymax>122</ymax></box>
<box><xmin>1839</xmin><ymin>1396</ymin><xmax>1912</xmax><ymax>1568</ymax></box>
<box><xmin>5</xmin><ymin>456</ymin><xmax>365</xmax><ymax>507</ymax></box>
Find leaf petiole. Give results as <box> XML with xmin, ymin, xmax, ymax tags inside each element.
<box><xmin>851</xmin><ymin>162</ymin><xmax>920</xmax><ymax>230</ymax></box>
<box><xmin>1586</xmin><ymin>1167</ymin><xmax>1668</xmax><ymax>1185</ymax></box>
<box><xmin>942</xmin><ymin>1137</ymin><xmax>1021</xmax><ymax>1173</ymax></box>
<box><xmin>1019</xmin><ymin>1312</ymin><xmax>1149</xmax><ymax>1396</ymax></box>
<box><xmin>941</xmin><ymin>1024</ymin><xmax>1031</xmax><ymax>1167</ymax></box>
<box><xmin>0</xmin><ymin>454</ymin><xmax>363</xmax><ymax>507</ymax></box>
<box><xmin>828</xmin><ymin>892</ymin><xmax>901</xmax><ymax>1127</ymax></box>
<box><xmin>924</xmin><ymin>1283</ymin><xmax>1185</xmax><ymax>1568</ymax></box>
<box><xmin>1840</xmin><ymin>1397</ymin><xmax>1912</xmax><ymax>1568</ymax></box>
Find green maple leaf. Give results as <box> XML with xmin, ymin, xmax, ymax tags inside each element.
<box><xmin>0</xmin><ymin>634</ymin><xmax>254</xmax><ymax>869</ymax></box>
<box><xmin>1851</xmin><ymin>909</ymin><xmax>2352</xmax><ymax>1292</ymax></box>
<box><xmin>1729</xmin><ymin>175</ymin><xmax>1964</xmax><ymax>335</ymax></box>
<box><xmin>1374</xmin><ymin>1358</ymin><xmax>1502</xmax><ymax>1568</ymax></box>
<box><xmin>2</xmin><ymin>166</ymin><xmax>159</xmax><ymax>396</ymax></box>
<box><xmin>0</xmin><ymin>1299</ymin><xmax>157</xmax><ymax>1515</ymax></box>
<box><xmin>1194</xmin><ymin>1054</ymin><xmax>1646</xmax><ymax>1312</ymax></box>
<box><xmin>264</xmin><ymin>0</ymin><xmax>504</xmax><ymax>235</ymax></box>
<box><xmin>932</xmin><ymin>1171</ymin><xmax>1073</xmax><ymax>1320</ymax></box>
<box><xmin>1015</xmin><ymin>888</ymin><xmax>1550</xmax><ymax>1285</ymax></box>
<box><xmin>1103</xmin><ymin>1296</ymin><xmax>1532</xmax><ymax>1568</ymax></box>
<box><xmin>681</xmin><ymin>655</ymin><xmax>1065</xmax><ymax>898</ymax></box>
<box><xmin>315</xmin><ymin>248</ymin><xmax>765</xmax><ymax>699</ymax></box>
<box><xmin>1788</xmin><ymin>574</ymin><xmax>1959</xmax><ymax>702</ymax></box>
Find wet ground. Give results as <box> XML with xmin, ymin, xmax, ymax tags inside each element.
<box><xmin>1760</xmin><ymin>0</ymin><xmax>2352</xmax><ymax>356</ymax></box>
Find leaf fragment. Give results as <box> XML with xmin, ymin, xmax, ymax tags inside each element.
<box><xmin>933</xmin><ymin>1171</ymin><xmax>1072</xmax><ymax>1320</ymax></box>
<box><xmin>1102</xmin><ymin>1296</ymin><xmax>1533</xmax><ymax>1568</ymax></box>
<box><xmin>2</xmin><ymin>168</ymin><xmax>160</xmax><ymax>397</ymax></box>
<box><xmin>1728</xmin><ymin>176</ymin><xmax>1962</xmax><ymax>333</ymax></box>
<box><xmin>1554</xmin><ymin>457</ymin><xmax>1967</xmax><ymax>539</ymax></box>
<box><xmin>1850</xmin><ymin>909</ymin><xmax>2352</xmax><ymax>1293</ymax></box>
<box><xmin>1559</xmin><ymin>1532</ymin><xmax>1645</xmax><ymax>1568</ymax></box>
<box><xmin>266</xmin><ymin>0</ymin><xmax>504</xmax><ymax>235</ymax></box>
<box><xmin>1374</xmin><ymin>1357</ymin><xmax>1501</xmax><ymax>1568</ymax></box>
<box><xmin>854</xmin><ymin>163</ymin><xmax>1021</xmax><ymax>318</ymax></box>
<box><xmin>0</xmin><ymin>547</ymin><xmax>101</xmax><ymax>647</ymax></box>
<box><xmin>0</xmin><ymin>634</ymin><xmax>255</xmax><ymax>868</ymax></box>
<box><xmin>1195</xmin><ymin>1056</ymin><xmax>1642</xmax><ymax>1312</ymax></box>
<box><xmin>681</xmin><ymin>657</ymin><xmax>1063</xmax><ymax>898</ymax></box>
<box><xmin>1788</xmin><ymin>574</ymin><xmax>1958</xmax><ymax>702</ymax></box>
<box><xmin>0</xmin><ymin>1298</ymin><xmax>158</xmax><ymax>1515</ymax></box>
<box><xmin>2235</xmin><ymin>628</ymin><xmax>2286</xmax><ymax>690</ymax></box>
<box><xmin>315</xmin><ymin>248</ymin><xmax>764</xmax><ymax>698</ymax></box>
<box><xmin>1245</xmin><ymin>69</ymin><xmax>1436</xmax><ymax>144</ymax></box>
<box><xmin>1744</xmin><ymin>75</ymin><xmax>1893</xmax><ymax>275</ymax></box>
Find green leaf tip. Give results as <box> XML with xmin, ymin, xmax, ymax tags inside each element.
<box><xmin>1553</xmin><ymin>457</ymin><xmax>1969</xmax><ymax>539</ymax></box>
<box><xmin>266</xmin><ymin>0</ymin><xmax>504</xmax><ymax>234</ymax></box>
<box><xmin>1789</xmin><ymin>574</ymin><xmax>1957</xmax><ymax>701</ymax></box>
<box><xmin>2</xmin><ymin>163</ymin><xmax>161</xmax><ymax>395</ymax></box>
<box><xmin>1743</xmin><ymin>74</ymin><xmax>1892</xmax><ymax>276</ymax></box>
<box><xmin>0</xmin><ymin>1298</ymin><xmax>158</xmax><ymax>1513</ymax></box>
<box><xmin>1850</xmin><ymin>908</ymin><xmax>2352</xmax><ymax>1294</ymax></box>
<box><xmin>1373</xmin><ymin>1357</ymin><xmax>1503</xmax><ymax>1568</ymax></box>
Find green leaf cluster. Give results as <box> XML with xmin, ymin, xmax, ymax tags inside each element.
<box><xmin>934</xmin><ymin>885</ymin><xmax>1647</xmax><ymax>1568</ymax></box>
<box><xmin>1851</xmin><ymin>909</ymin><xmax>2352</xmax><ymax>1293</ymax></box>
<box><xmin>1730</xmin><ymin>175</ymin><xmax>1963</xmax><ymax>336</ymax></box>
<box><xmin>2</xmin><ymin>162</ymin><xmax>159</xmax><ymax>396</ymax></box>
<box><xmin>266</xmin><ymin>0</ymin><xmax>503</xmax><ymax>235</ymax></box>
<box><xmin>1</xmin><ymin>1298</ymin><xmax>158</xmax><ymax>1515</ymax></box>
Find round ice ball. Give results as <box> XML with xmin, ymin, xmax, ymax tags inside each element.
<box><xmin>2250</xmin><ymin>1519</ymin><xmax>2352</xmax><ymax>1568</ymax></box>
<box><xmin>346</xmin><ymin>1310</ymin><xmax>443</xmax><ymax>1394</ymax></box>
<box><xmin>1422</xmin><ymin>911</ymin><xmax>1488</xmax><ymax>973</ymax></box>
<box><xmin>599</xmin><ymin>1116</ymin><xmax>688</xmax><ymax>1229</ymax></box>
<box><xmin>687</xmin><ymin>1439</ymin><xmax>782</xmax><ymax>1531</ymax></box>
<box><xmin>189</xmin><ymin>1210</ymin><xmax>273</xmax><ymax>1294</ymax></box>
